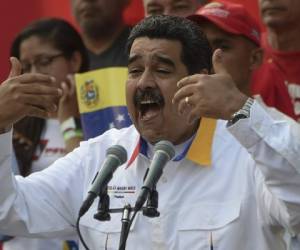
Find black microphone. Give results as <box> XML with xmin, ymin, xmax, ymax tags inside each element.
<box><xmin>134</xmin><ymin>140</ymin><xmax>175</xmax><ymax>211</ymax></box>
<box><xmin>79</xmin><ymin>145</ymin><xmax>127</xmax><ymax>217</ymax></box>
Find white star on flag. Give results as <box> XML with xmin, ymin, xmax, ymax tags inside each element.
<box><xmin>116</xmin><ymin>114</ymin><xmax>125</xmax><ymax>123</ymax></box>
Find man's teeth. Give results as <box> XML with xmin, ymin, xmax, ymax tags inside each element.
<box><xmin>140</xmin><ymin>100</ymin><xmax>157</xmax><ymax>104</ymax></box>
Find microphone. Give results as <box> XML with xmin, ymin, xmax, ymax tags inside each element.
<box><xmin>134</xmin><ymin>140</ymin><xmax>175</xmax><ymax>211</ymax></box>
<box><xmin>79</xmin><ymin>145</ymin><xmax>127</xmax><ymax>217</ymax></box>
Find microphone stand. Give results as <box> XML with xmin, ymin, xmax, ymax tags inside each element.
<box><xmin>94</xmin><ymin>187</ymin><xmax>111</xmax><ymax>221</ymax></box>
<box><xmin>118</xmin><ymin>204</ymin><xmax>132</xmax><ymax>250</ymax></box>
<box><xmin>91</xmin><ymin>185</ymin><xmax>160</xmax><ymax>250</ymax></box>
<box><xmin>117</xmin><ymin>186</ymin><xmax>161</xmax><ymax>250</ymax></box>
<box><xmin>143</xmin><ymin>185</ymin><xmax>160</xmax><ymax>218</ymax></box>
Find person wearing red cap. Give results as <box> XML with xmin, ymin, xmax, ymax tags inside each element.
<box><xmin>189</xmin><ymin>2</ymin><xmax>299</xmax><ymax>249</ymax></box>
<box><xmin>252</xmin><ymin>1</ymin><xmax>300</xmax><ymax>249</ymax></box>
<box><xmin>143</xmin><ymin>0</ymin><xmax>208</xmax><ymax>17</ymax></box>
<box><xmin>251</xmin><ymin>0</ymin><xmax>300</xmax><ymax>123</ymax></box>
<box><xmin>188</xmin><ymin>1</ymin><xmax>263</xmax><ymax>97</ymax></box>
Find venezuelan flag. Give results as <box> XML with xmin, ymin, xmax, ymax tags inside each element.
<box><xmin>75</xmin><ymin>67</ymin><xmax>132</xmax><ymax>139</ymax></box>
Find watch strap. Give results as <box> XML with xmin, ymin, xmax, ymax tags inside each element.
<box><xmin>229</xmin><ymin>97</ymin><xmax>254</xmax><ymax>125</ymax></box>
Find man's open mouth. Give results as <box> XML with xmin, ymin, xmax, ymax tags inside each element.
<box><xmin>139</xmin><ymin>100</ymin><xmax>162</xmax><ymax>120</ymax></box>
<box><xmin>134</xmin><ymin>89</ymin><xmax>164</xmax><ymax>121</ymax></box>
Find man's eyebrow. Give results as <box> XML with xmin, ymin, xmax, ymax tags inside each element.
<box><xmin>128</xmin><ymin>54</ymin><xmax>141</xmax><ymax>65</ymax></box>
<box><xmin>128</xmin><ymin>54</ymin><xmax>176</xmax><ymax>68</ymax></box>
<box><xmin>154</xmin><ymin>54</ymin><xmax>176</xmax><ymax>68</ymax></box>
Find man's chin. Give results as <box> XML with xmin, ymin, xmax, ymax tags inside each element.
<box><xmin>139</xmin><ymin>129</ymin><xmax>164</xmax><ymax>145</ymax></box>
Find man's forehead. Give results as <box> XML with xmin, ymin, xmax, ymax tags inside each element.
<box><xmin>129</xmin><ymin>37</ymin><xmax>182</xmax><ymax>65</ymax></box>
<box><xmin>130</xmin><ymin>37</ymin><xmax>181</xmax><ymax>54</ymax></box>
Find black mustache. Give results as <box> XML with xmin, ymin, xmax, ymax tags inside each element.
<box><xmin>134</xmin><ymin>88</ymin><xmax>164</xmax><ymax>108</ymax></box>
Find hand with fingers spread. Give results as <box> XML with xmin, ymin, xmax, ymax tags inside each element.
<box><xmin>0</xmin><ymin>57</ymin><xmax>62</xmax><ymax>132</ymax></box>
<box><xmin>173</xmin><ymin>49</ymin><xmax>248</xmax><ymax>123</ymax></box>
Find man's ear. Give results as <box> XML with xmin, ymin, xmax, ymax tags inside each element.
<box><xmin>249</xmin><ymin>47</ymin><xmax>263</xmax><ymax>70</ymax></box>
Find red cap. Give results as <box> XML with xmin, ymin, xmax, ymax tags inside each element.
<box><xmin>188</xmin><ymin>1</ymin><xmax>260</xmax><ymax>45</ymax></box>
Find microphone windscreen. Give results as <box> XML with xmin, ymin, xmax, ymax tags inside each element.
<box><xmin>106</xmin><ymin>145</ymin><xmax>127</xmax><ymax>165</ymax></box>
<box><xmin>154</xmin><ymin>140</ymin><xmax>175</xmax><ymax>160</ymax></box>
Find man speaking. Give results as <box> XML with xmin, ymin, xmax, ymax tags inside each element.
<box><xmin>0</xmin><ymin>15</ymin><xmax>300</xmax><ymax>250</ymax></box>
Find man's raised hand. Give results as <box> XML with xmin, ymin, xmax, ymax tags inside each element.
<box><xmin>0</xmin><ymin>57</ymin><xmax>62</xmax><ymax>131</ymax></box>
<box><xmin>172</xmin><ymin>49</ymin><xmax>247</xmax><ymax>124</ymax></box>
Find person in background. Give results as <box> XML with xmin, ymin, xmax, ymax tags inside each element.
<box><xmin>188</xmin><ymin>2</ymin><xmax>298</xmax><ymax>249</ymax></box>
<box><xmin>0</xmin><ymin>17</ymin><xmax>89</xmax><ymax>250</ymax></box>
<box><xmin>70</xmin><ymin>0</ymin><xmax>131</xmax><ymax>70</ymax></box>
<box><xmin>70</xmin><ymin>0</ymin><xmax>134</xmax><ymax>140</ymax></box>
<box><xmin>251</xmin><ymin>0</ymin><xmax>300</xmax><ymax>248</ymax></box>
<box><xmin>144</xmin><ymin>1</ymin><xmax>262</xmax><ymax>99</ymax></box>
<box><xmin>251</xmin><ymin>0</ymin><xmax>300</xmax><ymax>122</ymax></box>
<box><xmin>187</xmin><ymin>1</ymin><xmax>262</xmax><ymax>97</ymax></box>
<box><xmin>143</xmin><ymin>0</ymin><xmax>208</xmax><ymax>17</ymax></box>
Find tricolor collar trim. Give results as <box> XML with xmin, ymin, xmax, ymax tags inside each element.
<box><xmin>126</xmin><ymin>118</ymin><xmax>217</xmax><ymax>168</ymax></box>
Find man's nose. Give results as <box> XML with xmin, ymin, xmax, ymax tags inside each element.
<box><xmin>137</xmin><ymin>70</ymin><xmax>157</xmax><ymax>89</ymax></box>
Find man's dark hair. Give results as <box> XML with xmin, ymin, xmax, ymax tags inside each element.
<box><xmin>127</xmin><ymin>15</ymin><xmax>212</xmax><ymax>74</ymax></box>
<box><xmin>10</xmin><ymin>18</ymin><xmax>89</xmax><ymax>72</ymax></box>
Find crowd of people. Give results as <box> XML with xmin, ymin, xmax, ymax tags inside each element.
<box><xmin>0</xmin><ymin>0</ymin><xmax>299</xmax><ymax>250</ymax></box>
